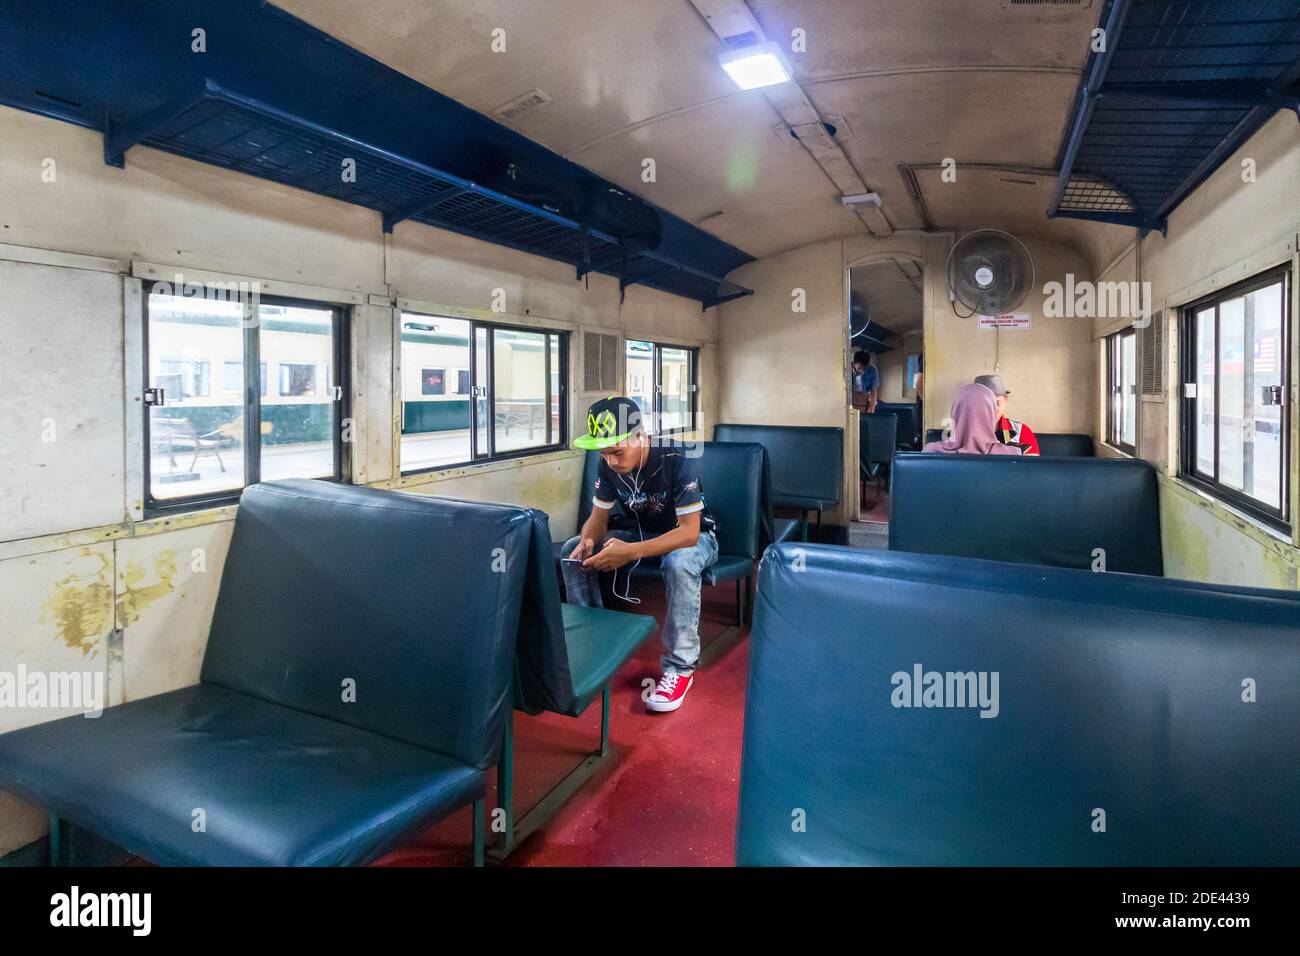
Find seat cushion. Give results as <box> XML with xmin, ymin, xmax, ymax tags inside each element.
<box><xmin>704</xmin><ymin>554</ymin><xmax>755</xmax><ymax>586</ymax></box>
<box><xmin>0</xmin><ymin>684</ymin><xmax>483</xmax><ymax>866</ymax></box>
<box><xmin>773</xmin><ymin>494</ymin><xmax>836</xmax><ymax>512</ymax></box>
<box><xmin>561</xmin><ymin>605</ymin><xmax>657</xmax><ymax>715</ymax></box>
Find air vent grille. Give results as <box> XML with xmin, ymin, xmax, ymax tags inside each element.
<box><xmin>1140</xmin><ymin>311</ymin><xmax>1164</xmax><ymax>396</ymax></box>
<box><xmin>494</xmin><ymin>88</ymin><xmax>553</xmax><ymax>121</ymax></box>
<box><xmin>583</xmin><ymin>331</ymin><xmax>620</xmax><ymax>392</ymax></box>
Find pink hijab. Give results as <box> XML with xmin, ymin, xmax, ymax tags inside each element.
<box><xmin>922</xmin><ymin>383</ymin><xmax>1022</xmax><ymax>456</ymax></box>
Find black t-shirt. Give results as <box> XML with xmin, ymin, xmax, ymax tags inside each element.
<box><xmin>592</xmin><ymin>444</ymin><xmax>717</xmax><ymax>538</ymax></box>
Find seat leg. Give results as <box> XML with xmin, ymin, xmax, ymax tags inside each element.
<box><xmin>800</xmin><ymin>510</ymin><xmax>809</xmax><ymax>542</ymax></box>
<box><xmin>599</xmin><ymin>686</ymin><xmax>611</xmax><ymax>757</ymax></box>
<box><xmin>49</xmin><ymin>814</ymin><xmax>65</xmax><ymax>866</ymax></box>
<box><xmin>815</xmin><ymin>509</ymin><xmax>823</xmax><ymax>542</ymax></box>
<box><xmin>496</xmin><ymin>716</ymin><xmax>515</xmax><ymax>854</ymax></box>
<box><xmin>472</xmin><ymin>797</ymin><xmax>485</xmax><ymax>867</ymax></box>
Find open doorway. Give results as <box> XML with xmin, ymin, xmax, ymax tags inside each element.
<box><xmin>848</xmin><ymin>256</ymin><xmax>924</xmax><ymax>538</ymax></box>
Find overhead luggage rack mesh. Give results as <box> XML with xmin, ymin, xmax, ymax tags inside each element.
<box><xmin>104</xmin><ymin>81</ymin><xmax>748</xmax><ymax>308</ymax></box>
<box><xmin>140</xmin><ymin>95</ymin><xmax>461</xmax><ymax>214</ymax></box>
<box><xmin>1049</xmin><ymin>0</ymin><xmax>1300</xmax><ymax>232</ymax></box>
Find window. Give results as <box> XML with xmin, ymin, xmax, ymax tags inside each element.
<box><xmin>420</xmin><ymin>368</ymin><xmax>446</xmax><ymax>396</ymax></box>
<box><xmin>1179</xmin><ymin>267</ymin><xmax>1290</xmax><ymax>530</ymax></box>
<box><xmin>1106</xmin><ymin>328</ymin><xmax>1137</xmax><ymax>453</ymax></box>
<box><xmin>625</xmin><ymin>339</ymin><xmax>699</xmax><ymax>434</ymax></box>
<box><xmin>278</xmin><ymin>363</ymin><xmax>317</xmax><ymax>397</ymax></box>
<box><xmin>399</xmin><ymin>312</ymin><xmax>567</xmax><ymax>473</ymax></box>
<box><xmin>144</xmin><ymin>283</ymin><xmax>349</xmax><ymax>512</ymax></box>
<box><xmin>222</xmin><ymin>360</ymin><xmax>242</xmax><ymax>394</ymax></box>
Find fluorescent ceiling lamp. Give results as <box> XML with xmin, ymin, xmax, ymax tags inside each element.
<box><xmin>719</xmin><ymin>41</ymin><xmax>790</xmax><ymax>90</ymax></box>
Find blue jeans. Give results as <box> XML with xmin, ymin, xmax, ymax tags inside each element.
<box><xmin>561</xmin><ymin>530</ymin><xmax>720</xmax><ymax>675</ymax></box>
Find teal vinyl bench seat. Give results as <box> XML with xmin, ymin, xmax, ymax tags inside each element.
<box><xmin>0</xmin><ymin>480</ymin><xmax>531</xmax><ymax>867</ymax></box>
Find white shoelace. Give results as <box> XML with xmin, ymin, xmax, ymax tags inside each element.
<box><xmin>656</xmin><ymin>672</ymin><xmax>680</xmax><ymax>695</ymax></box>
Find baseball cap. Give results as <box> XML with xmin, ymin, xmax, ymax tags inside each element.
<box><xmin>574</xmin><ymin>395</ymin><xmax>644</xmax><ymax>450</ymax></box>
<box><xmin>974</xmin><ymin>374</ymin><xmax>1009</xmax><ymax>396</ymax></box>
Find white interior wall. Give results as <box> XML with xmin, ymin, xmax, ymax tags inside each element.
<box><xmin>1091</xmin><ymin>112</ymin><xmax>1300</xmax><ymax>587</ymax></box>
<box><xmin>0</xmin><ymin>105</ymin><xmax>715</xmax><ymax>855</ymax></box>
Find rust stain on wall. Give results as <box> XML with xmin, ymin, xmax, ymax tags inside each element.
<box><xmin>116</xmin><ymin>550</ymin><xmax>179</xmax><ymax>627</ymax></box>
<box><xmin>39</xmin><ymin>549</ymin><xmax>112</xmax><ymax>656</ymax></box>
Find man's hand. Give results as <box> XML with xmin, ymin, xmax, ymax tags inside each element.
<box><xmin>569</xmin><ymin>537</ymin><xmax>597</xmax><ymax>561</ymax></box>
<box><xmin>583</xmin><ymin>537</ymin><xmax>640</xmax><ymax>572</ymax></box>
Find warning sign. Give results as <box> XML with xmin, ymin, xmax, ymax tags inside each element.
<box><xmin>978</xmin><ymin>312</ymin><xmax>1031</xmax><ymax>329</ymax></box>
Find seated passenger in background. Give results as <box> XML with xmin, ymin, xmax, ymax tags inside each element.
<box><xmin>922</xmin><ymin>383</ymin><xmax>1023</xmax><ymax>456</ymax></box>
<box><xmin>563</xmin><ymin>396</ymin><xmax>719</xmax><ymax>715</ymax></box>
<box><xmin>974</xmin><ymin>374</ymin><xmax>1040</xmax><ymax>455</ymax></box>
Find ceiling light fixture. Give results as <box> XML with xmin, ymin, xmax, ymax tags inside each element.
<box><xmin>719</xmin><ymin>40</ymin><xmax>791</xmax><ymax>90</ymax></box>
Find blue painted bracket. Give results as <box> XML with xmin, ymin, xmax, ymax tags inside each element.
<box><xmin>382</xmin><ymin>186</ymin><xmax>469</xmax><ymax>234</ymax></box>
<box><xmin>103</xmin><ymin>82</ymin><xmax>210</xmax><ymax>168</ymax></box>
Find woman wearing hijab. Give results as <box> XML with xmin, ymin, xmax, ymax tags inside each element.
<box><xmin>922</xmin><ymin>383</ymin><xmax>1023</xmax><ymax>456</ymax></box>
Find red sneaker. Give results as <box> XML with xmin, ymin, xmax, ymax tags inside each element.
<box><xmin>646</xmin><ymin>671</ymin><xmax>694</xmax><ymax>713</ymax></box>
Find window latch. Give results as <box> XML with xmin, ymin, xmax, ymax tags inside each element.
<box><xmin>143</xmin><ymin>387</ymin><xmax>166</xmax><ymax>407</ymax></box>
<box><xmin>1262</xmin><ymin>384</ymin><xmax>1284</xmax><ymax>407</ymax></box>
<box><xmin>332</xmin><ymin>385</ymin><xmax>343</xmax><ymax>401</ymax></box>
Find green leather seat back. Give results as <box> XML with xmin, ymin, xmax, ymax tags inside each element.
<box><xmin>714</xmin><ymin>423</ymin><xmax>842</xmax><ymax>512</ymax></box>
<box><xmin>201</xmin><ymin>480</ymin><xmax>530</xmax><ymax>768</ymax></box>
<box><xmin>738</xmin><ymin>546</ymin><xmax>1300</xmax><ymax>865</ymax></box>
<box><xmin>890</xmin><ymin>452</ymin><xmax>1163</xmax><ymax>576</ymax></box>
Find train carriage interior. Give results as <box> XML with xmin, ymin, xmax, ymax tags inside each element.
<box><xmin>1</xmin><ymin>0</ymin><xmax>1299</xmax><ymax>909</ymax></box>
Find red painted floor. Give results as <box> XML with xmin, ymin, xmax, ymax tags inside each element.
<box><xmin>859</xmin><ymin>486</ymin><xmax>891</xmax><ymax>523</ymax></box>
<box><xmin>374</xmin><ymin>582</ymin><xmax>750</xmax><ymax>867</ymax></box>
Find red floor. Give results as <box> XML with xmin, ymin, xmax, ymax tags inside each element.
<box><xmin>859</xmin><ymin>486</ymin><xmax>891</xmax><ymax>523</ymax></box>
<box><xmin>374</xmin><ymin>582</ymin><xmax>751</xmax><ymax>867</ymax></box>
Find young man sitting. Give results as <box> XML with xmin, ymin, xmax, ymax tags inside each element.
<box><xmin>974</xmin><ymin>374</ymin><xmax>1041</xmax><ymax>456</ymax></box>
<box><xmin>562</xmin><ymin>396</ymin><xmax>719</xmax><ymax>713</ymax></box>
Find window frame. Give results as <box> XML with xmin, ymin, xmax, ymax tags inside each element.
<box><xmin>142</xmin><ymin>283</ymin><xmax>351</xmax><ymax>516</ymax></box>
<box><xmin>1178</xmin><ymin>265</ymin><xmax>1292</xmax><ymax>533</ymax></box>
<box><xmin>625</xmin><ymin>339</ymin><xmax>700</xmax><ymax>436</ymax></box>
<box><xmin>1105</xmin><ymin>327</ymin><xmax>1137</xmax><ymax>455</ymax></box>
<box><xmin>398</xmin><ymin>313</ymin><xmax>569</xmax><ymax>477</ymax></box>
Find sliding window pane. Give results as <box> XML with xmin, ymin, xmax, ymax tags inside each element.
<box><xmin>493</xmin><ymin>328</ymin><xmax>551</xmax><ymax>453</ymax></box>
<box><xmin>1246</xmin><ymin>282</ymin><xmax>1284</xmax><ymax>510</ymax></box>
<box><xmin>625</xmin><ymin>340</ymin><xmax>654</xmax><ymax>429</ymax></box>
<box><xmin>549</xmin><ymin>334</ymin><xmax>562</xmax><ymax>444</ymax></box>
<box><xmin>148</xmin><ymin>288</ymin><xmax>245</xmax><ymax>500</ymax></box>
<box><xmin>400</xmin><ymin>314</ymin><xmax>472</xmax><ymax>471</ymax></box>
<box><xmin>1121</xmin><ymin>331</ymin><xmax>1136</xmax><ymax>448</ymax></box>
<box><xmin>659</xmin><ymin>347</ymin><xmax>692</xmax><ymax>432</ymax></box>
<box><xmin>1218</xmin><ymin>297</ymin><xmax>1246</xmax><ymax>491</ymax></box>
<box><xmin>1194</xmin><ymin>307</ymin><xmax>1216</xmax><ymax>476</ymax></box>
<box><xmin>475</xmin><ymin>326</ymin><xmax>490</xmax><ymax>458</ymax></box>
<box><xmin>259</xmin><ymin>303</ymin><xmax>337</xmax><ymax>481</ymax></box>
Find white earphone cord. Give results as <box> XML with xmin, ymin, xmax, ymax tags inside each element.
<box><xmin>610</xmin><ymin>459</ymin><xmax>645</xmax><ymax>605</ymax></box>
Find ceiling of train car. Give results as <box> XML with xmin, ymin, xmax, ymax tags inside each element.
<box><xmin>272</xmin><ymin>0</ymin><xmax>1136</xmax><ymax>271</ymax></box>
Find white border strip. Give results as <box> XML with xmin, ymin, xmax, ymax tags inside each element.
<box><xmin>132</xmin><ymin>260</ymin><xmax>369</xmax><ymax>306</ymax></box>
